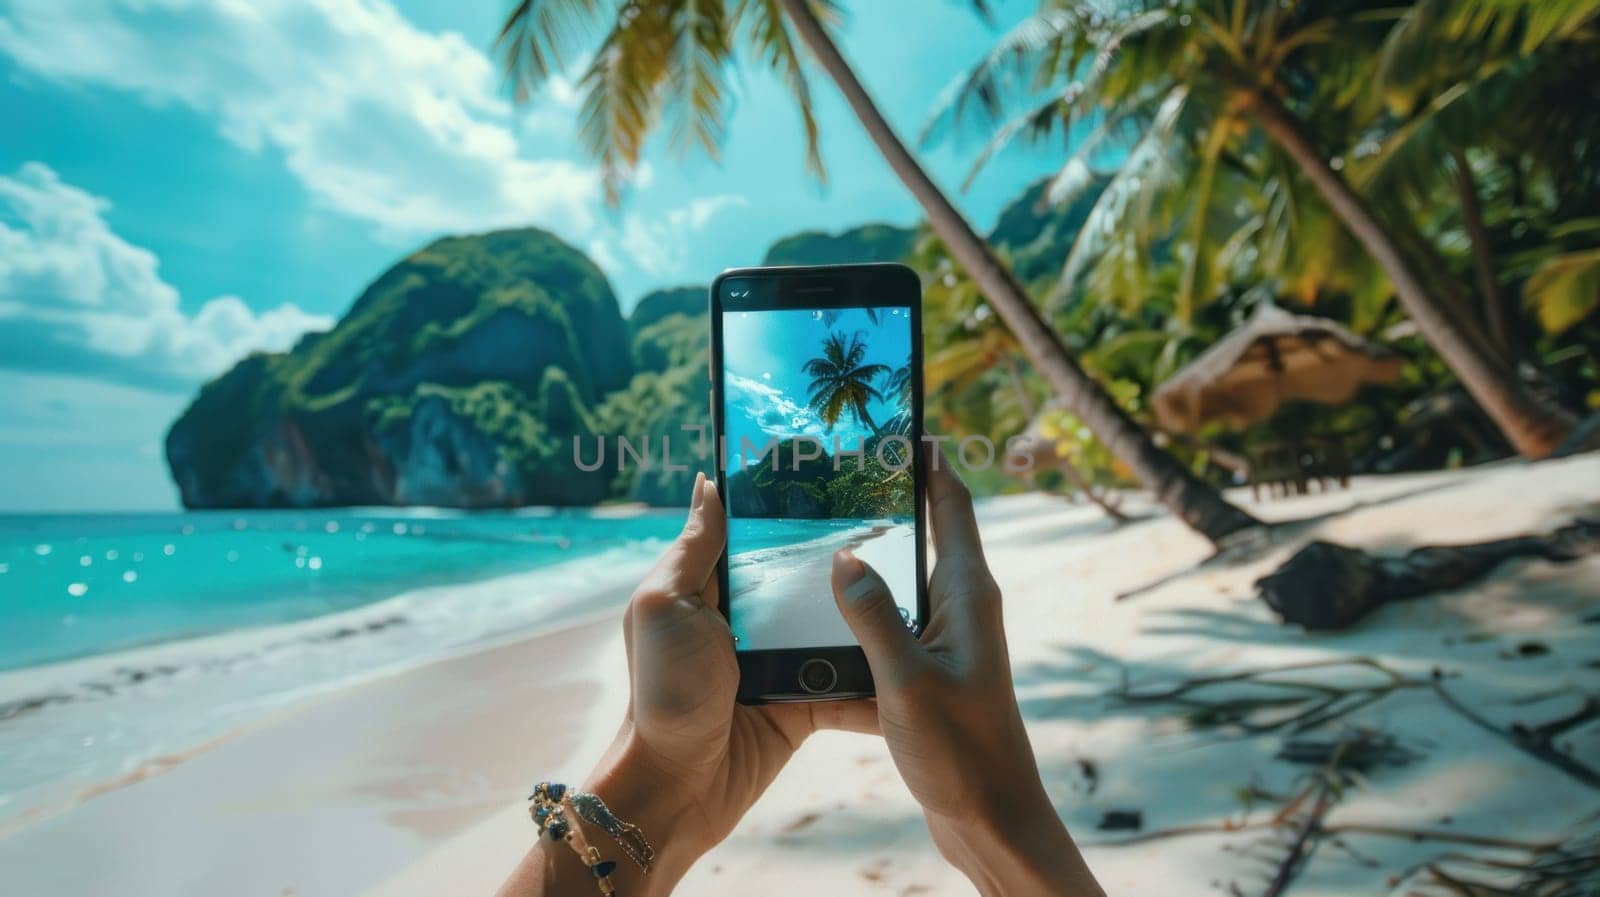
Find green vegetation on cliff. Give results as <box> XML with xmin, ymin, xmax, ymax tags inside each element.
<box><xmin>166</xmin><ymin>176</ymin><xmax>1094</xmax><ymax>509</ymax></box>
<box><xmin>726</xmin><ymin>438</ymin><xmax>912</xmax><ymax>519</ymax></box>
<box><xmin>628</xmin><ymin>286</ymin><xmax>706</xmax><ymax>335</ymax></box>
<box><xmin>629</xmin><ymin>286</ymin><xmax>708</xmax><ymax>374</ymax></box>
<box><xmin>166</xmin><ymin>228</ymin><xmax>632</xmax><ymax>508</ymax></box>
<box><xmin>761</xmin><ymin>223</ymin><xmax>918</xmax><ymax>267</ymax></box>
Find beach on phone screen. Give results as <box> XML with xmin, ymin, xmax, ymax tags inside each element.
<box><xmin>720</xmin><ymin>306</ymin><xmax>918</xmax><ymax>650</ymax></box>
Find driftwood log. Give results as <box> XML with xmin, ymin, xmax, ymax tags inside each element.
<box><xmin>1256</xmin><ymin>519</ymin><xmax>1600</xmax><ymax>630</ymax></box>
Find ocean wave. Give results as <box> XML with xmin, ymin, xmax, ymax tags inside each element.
<box><xmin>0</xmin><ymin>538</ymin><xmax>664</xmax><ymax>828</ymax></box>
<box><xmin>728</xmin><ymin>519</ymin><xmax>895</xmax><ymax>599</ymax></box>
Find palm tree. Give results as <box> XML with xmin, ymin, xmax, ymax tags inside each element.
<box><xmin>804</xmin><ymin>330</ymin><xmax>888</xmax><ymax>433</ymax></box>
<box><xmin>879</xmin><ymin>362</ymin><xmax>915</xmax><ymax>438</ymax></box>
<box><xmin>930</xmin><ymin>0</ymin><xmax>1579</xmax><ymax>459</ymax></box>
<box><xmin>884</xmin><ymin>363</ymin><xmax>913</xmax><ymax>408</ymax></box>
<box><xmin>1355</xmin><ymin>0</ymin><xmax>1600</xmax><ymax>357</ymax></box>
<box><xmin>498</xmin><ymin>0</ymin><xmax>1261</xmax><ymax>545</ymax></box>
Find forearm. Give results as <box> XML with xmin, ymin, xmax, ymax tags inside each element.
<box><xmin>928</xmin><ymin>793</ymin><xmax>1104</xmax><ymax>897</ymax></box>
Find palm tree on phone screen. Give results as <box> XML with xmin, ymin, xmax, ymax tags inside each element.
<box><xmin>804</xmin><ymin>330</ymin><xmax>887</xmax><ymax>435</ymax></box>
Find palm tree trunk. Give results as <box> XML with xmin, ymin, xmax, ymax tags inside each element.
<box><xmin>1055</xmin><ymin>454</ymin><xmax>1129</xmax><ymax>522</ymax></box>
<box><xmin>1002</xmin><ymin>356</ymin><xmax>1037</xmax><ymax>419</ymax></box>
<box><xmin>1240</xmin><ymin>90</ymin><xmax>1574</xmax><ymax>459</ymax></box>
<box><xmin>1006</xmin><ymin>355</ymin><xmax>1123</xmax><ymax>521</ymax></box>
<box><xmin>1391</xmin><ymin>206</ymin><xmax>1491</xmax><ymax>347</ymax></box>
<box><xmin>779</xmin><ymin>0</ymin><xmax>1259</xmax><ymax>545</ymax></box>
<box><xmin>857</xmin><ymin>405</ymin><xmax>878</xmax><ymax>436</ymax></box>
<box><xmin>1451</xmin><ymin>149</ymin><xmax>1511</xmax><ymax>358</ymax></box>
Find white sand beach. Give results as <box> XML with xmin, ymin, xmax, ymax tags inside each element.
<box><xmin>1</xmin><ymin>456</ymin><xmax>1596</xmax><ymax>896</ymax></box>
<box><xmin>730</xmin><ymin>521</ymin><xmax>919</xmax><ymax>651</ymax></box>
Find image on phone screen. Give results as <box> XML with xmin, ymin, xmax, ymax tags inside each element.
<box><xmin>720</xmin><ymin>305</ymin><xmax>920</xmax><ymax>652</ymax></box>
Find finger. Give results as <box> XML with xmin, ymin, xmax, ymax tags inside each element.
<box><xmin>697</xmin><ymin>478</ymin><xmax>724</xmax><ymax>610</ymax></box>
<box><xmin>926</xmin><ymin>457</ymin><xmax>985</xmax><ymax>567</ymax></box>
<box><xmin>637</xmin><ymin>472</ymin><xmax>726</xmax><ymax>607</ymax></box>
<box><xmin>810</xmin><ymin>698</ymin><xmax>881</xmax><ymax>736</ymax></box>
<box><xmin>831</xmin><ymin>550</ymin><xmax>921</xmax><ymax>676</ymax></box>
<box><xmin>761</xmin><ymin>698</ymin><xmax>881</xmax><ymax>741</ymax></box>
<box><xmin>924</xmin><ymin>456</ymin><xmax>1003</xmax><ymax>642</ymax></box>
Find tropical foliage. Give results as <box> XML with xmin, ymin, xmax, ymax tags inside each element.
<box><xmin>500</xmin><ymin>0</ymin><xmax>1262</xmax><ymax>544</ymax></box>
<box><xmin>497</xmin><ymin>0</ymin><xmax>837</xmax><ymax>203</ymax></box>
<box><xmin>480</xmin><ymin>0</ymin><xmax>1600</xmax><ymax>521</ymax></box>
<box><xmin>724</xmin><ymin>437</ymin><xmax>913</xmax><ymax>519</ymax></box>
<box><xmin>915</xmin><ymin>0</ymin><xmax>1598</xmax><ymax>476</ymax></box>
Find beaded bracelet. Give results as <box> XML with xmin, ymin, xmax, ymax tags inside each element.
<box><xmin>528</xmin><ymin>782</ymin><xmax>654</xmax><ymax>896</ymax></box>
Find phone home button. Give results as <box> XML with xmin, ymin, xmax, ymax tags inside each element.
<box><xmin>797</xmin><ymin>658</ymin><xmax>838</xmax><ymax>695</ymax></box>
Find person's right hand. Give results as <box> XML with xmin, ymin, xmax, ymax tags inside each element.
<box><xmin>831</xmin><ymin>460</ymin><xmax>1104</xmax><ymax>897</ymax></box>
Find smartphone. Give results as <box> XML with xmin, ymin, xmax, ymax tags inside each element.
<box><xmin>709</xmin><ymin>263</ymin><xmax>929</xmax><ymax>703</ymax></box>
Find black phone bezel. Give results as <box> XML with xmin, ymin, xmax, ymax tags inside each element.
<box><xmin>708</xmin><ymin>263</ymin><xmax>929</xmax><ymax>704</ymax></box>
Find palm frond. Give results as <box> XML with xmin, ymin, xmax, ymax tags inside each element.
<box><xmin>1377</xmin><ymin>0</ymin><xmax>1599</xmax><ymax>106</ymax></box>
<box><xmin>667</xmin><ymin>0</ymin><xmax>733</xmax><ymax>160</ymax></box>
<box><xmin>919</xmin><ymin>8</ymin><xmax>1096</xmax><ymax>148</ymax></box>
<box><xmin>1048</xmin><ymin>85</ymin><xmax>1188</xmax><ymax>312</ymax></box>
<box><xmin>1355</xmin><ymin>49</ymin><xmax>1570</xmax><ymax>205</ymax></box>
<box><xmin>1525</xmin><ymin>247</ymin><xmax>1600</xmax><ymax>334</ymax></box>
<box><xmin>497</xmin><ymin>0</ymin><xmax>612</xmax><ymax>100</ymax></box>
<box><xmin>961</xmin><ymin>0</ymin><xmax>994</xmax><ymax>25</ymax></box>
<box><xmin>958</xmin><ymin>87</ymin><xmax>1073</xmax><ymax>193</ymax></box>
<box><xmin>1438</xmin><ymin>0</ymin><xmax>1599</xmax><ymax>54</ymax></box>
<box><xmin>575</xmin><ymin>3</ymin><xmax>675</xmax><ymax>204</ymax></box>
<box><xmin>1174</xmin><ymin>112</ymin><xmax>1235</xmax><ymax>323</ymax></box>
<box><xmin>1043</xmin><ymin>103</ymin><xmax>1145</xmax><ymax>207</ymax></box>
<box><xmin>734</xmin><ymin>0</ymin><xmax>828</xmax><ymax>180</ymax></box>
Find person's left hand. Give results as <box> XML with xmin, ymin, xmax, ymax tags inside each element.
<box><xmin>498</xmin><ymin>472</ymin><xmax>878</xmax><ymax>897</ymax></box>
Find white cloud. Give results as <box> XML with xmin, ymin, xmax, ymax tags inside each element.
<box><xmin>726</xmin><ymin>371</ymin><xmax>822</xmax><ymax>440</ymax></box>
<box><xmin>612</xmin><ymin>194</ymin><xmax>747</xmax><ymax>277</ymax></box>
<box><xmin>0</xmin><ymin>162</ymin><xmax>332</xmax><ymax>389</ymax></box>
<box><xmin>0</xmin><ymin>0</ymin><xmax>598</xmax><ymax>237</ymax></box>
<box><xmin>682</xmin><ymin>195</ymin><xmax>747</xmax><ymax>230</ymax></box>
<box><xmin>726</xmin><ymin>367</ymin><xmax>879</xmax><ymax>453</ymax></box>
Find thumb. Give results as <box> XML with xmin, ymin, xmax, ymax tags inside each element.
<box><xmin>831</xmin><ymin>550</ymin><xmax>920</xmax><ymax>677</ymax></box>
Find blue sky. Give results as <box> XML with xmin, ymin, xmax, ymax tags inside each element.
<box><xmin>0</xmin><ymin>0</ymin><xmax>1065</xmax><ymax>511</ymax></box>
<box><xmin>723</xmin><ymin>306</ymin><xmax>911</xmax><ymax>470</ymax></box>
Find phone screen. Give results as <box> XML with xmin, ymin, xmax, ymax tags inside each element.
<box><xmin>718</xmin><ymin>303</ymin><xmax>921</xmax><ymax>652</ymax></box>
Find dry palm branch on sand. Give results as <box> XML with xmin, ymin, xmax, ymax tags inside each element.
<box><xmin>1085</xmin><ymin>652</ymin><xmax>1599</xmax><ymax>894</ymax></box>
<box><xmin>1256</xmin><ymin>519</ymin><xmax>1600</xmax><ymax>630</ymax></box>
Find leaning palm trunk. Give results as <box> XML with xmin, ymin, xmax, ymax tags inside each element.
<box><xmin>778</xmin><ymin>0</ymin><xmax>1259</xmax><ymax>544</ymax></box>
<box><xmin>1241</xmin><ymin>90</ymin><xmax>1575</xmax><ymax>459</ymax></box>
<box><xmin>1055</xmin><ymin>456</ymin><xmax>1130</xmax><ymax>523</ymax></box>
<box><xmin>1451</xmin><ymin>149</ymin><xmax>1511</xmax><ymax>358</ymax></box>
<box><xmin>1004</xmin><ymin>356</ymin><xmax>1126</xmax><ymax>522</ymax></box>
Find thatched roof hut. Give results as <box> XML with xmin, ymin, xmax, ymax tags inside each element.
<box><xmin>1151</xmin><ymin>304</ymin><xmax>1405</xmax><ymax>433</ymax></box>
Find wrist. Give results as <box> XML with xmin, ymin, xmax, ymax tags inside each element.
<box><xmin>927</xmin><ymin>790</ymin><xmax>1104</xmax><ymax>897</ymax></box>
<box><xmin>577</xmin><ymin>729</ymin><xmax>710</xmax><ymax>896</ymax></box>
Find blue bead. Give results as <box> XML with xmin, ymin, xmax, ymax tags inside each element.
<box><xmin>593</xmin><ymin>861</ymin><xmax>617</xmax><ymax>878</ymax></box>
<box><xmin>547</xmin><ymin>821</ymin><xmax>569</xmax><ymax>841</ymax></box>
<box><xmin>548</xmin><ymin>783</ymin><xmax>567</xmax><ymax>800</ymax></box>
<box><xmin>533</xmin><ymin>806</ymin><xmax>550</xmax><ymax>821</ymax></box>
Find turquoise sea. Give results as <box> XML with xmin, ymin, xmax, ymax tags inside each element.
<box><xmin>0</xmin><ymin>509</ymin><xmax>688</xmax><ymax>672</ymax></box>
<box><xmin>0</xmin><ymin>508</ymin><xmax>856</xmax><ymax>827</ymax></box>
<box><xmin>0</xmin><ymin>508</ymin><xmax>674</xmax><ymax>826</ymax></box>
